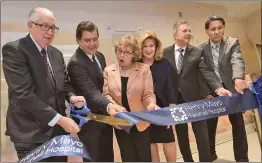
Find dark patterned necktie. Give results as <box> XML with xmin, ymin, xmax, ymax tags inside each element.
<box><xmin>41</xmin><ymin>49</ymin><xmax>53</xmax><ymax>77</ymax></box>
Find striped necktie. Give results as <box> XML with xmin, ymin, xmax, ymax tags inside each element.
<box><xmin>177</xmin><ymin>48</ymin><xmax>184</xmax><ymax>73</ymax></box>
<box><xmin>211</xmin><ymin>44</ymin><xmax>222</xmax><ymax>82</ymax></box>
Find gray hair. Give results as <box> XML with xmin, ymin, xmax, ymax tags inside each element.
<box><xmin>173</xmin><ymin>20</ymin><xmax>189</xmax><ymax>34</ymax></box>
<box><xmin>28</xmin><ymin>7</ymin><xmax>53</xmax><ymax>22</ymax></box>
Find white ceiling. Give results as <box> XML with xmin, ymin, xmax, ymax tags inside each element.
<box><xmin>197</xmin><ymin>1</ymin><xmax>261</xmax><ymax>18</ymax></box>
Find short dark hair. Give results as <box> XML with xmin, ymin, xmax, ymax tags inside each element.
<box><xmin>205</xmin><ymin>16</ymin><xmax>225</xmax><ymax>29</ymax></box>
<box><xmin>76</xmin><ymin>21</ymin><xmax>99</xmax><ymax>40</ymax></box>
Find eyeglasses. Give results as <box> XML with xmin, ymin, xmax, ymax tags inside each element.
<box><xmin>116</xmin><ymin>49</ymin><xmax>133</xmax><ymax>56</ymax></box>
<box><xmin>31</xmin><ymin>22</ymin><xmax>59</xmax><ymax>33</ymax></box>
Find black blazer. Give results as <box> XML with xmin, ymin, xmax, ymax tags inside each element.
<box><xmin>163</xmin><ymin>44</ymin><xmax>222</xmax><ymax>102</ymax></box>
<box><xmin>67</xmin><ymin>47</ymin><xmax>110</xmax><ymax>114</ymax></box>
<box><xmin>137</xmin><ymin>58</ymin><xmax>177</xmax><ymax>107</ymax></box>
<box><xmin>2</xmin><ymin>34</ymin><xmax>74</xmax><ymax>143</ymax></box>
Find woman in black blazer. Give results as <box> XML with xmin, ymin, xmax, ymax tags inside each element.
<box><xmin>137</xmin><ymin>31</ymin><xmax>177</xmax><ymax>162</ymax></box>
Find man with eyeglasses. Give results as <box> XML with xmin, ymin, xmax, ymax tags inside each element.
<box><xmin>2</xmin><ymin>7</ymin><xmax>85</xmax><ymax>162</ymax></box>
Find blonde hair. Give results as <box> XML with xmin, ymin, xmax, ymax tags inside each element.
<box><xmin>115</xmin><ymin>35</ymin><xmax>141</xmax><ymax>62</ymax></box>
<box><xmin>138</xmin><ymin>31</ymin><xmax>163</xmax><ymax>61</ymax></box>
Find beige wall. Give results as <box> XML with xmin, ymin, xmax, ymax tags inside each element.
<box><xmin>246</xmin><ymin>11</ymin><xmax>261</xmax><ymax>45</ymax></box>
<box><xmin>241</xmin><ymin>39</ymin><xmax>261</xmax><ymax>75</ymax></box>
<box><xmin>1</xmin><ymin>1</ymin><xmax>258</xmax><ymax>65</ymax></box>
<box><xmin>245</xmin><ymin>11</ymin><xmax>262</xmax><ymax>71</ymax></box>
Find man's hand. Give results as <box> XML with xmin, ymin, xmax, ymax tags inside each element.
<box><xmin>147</xmin><ymin>103</ymin><xmax>160</xmax><ymax>110</ymax></box>
<box><xmin>206</xmin><ymin>95</ymin><xmax>214</xmax><ymax>99</ymax></box>
<box><xmin>114</xmin><ymin>104</ymin><xmax>127</xmax><ymax>112</ymax></box>
<box><xmin>70</xmin><ymin>96</ymin><xmax>85</xmax><ymax>108</ymax></box>
<box><xmin>107</xmin><ymin>103</ymin><xmax>126</xmax><ymax>116</ymax></box>
<box><xmin>57</xmin><ymin>116</ymin><xmax>80</xmax><ymax>133</ymax></box>
<box><xmin>216</xmin><ymin>88</ymin><xmax>232</xmax><ymax>96</ymax></box>
<box><xmin>234</xmin><ymin>79</ymin><xmax>248</xmax><ymax>94</ymax></box>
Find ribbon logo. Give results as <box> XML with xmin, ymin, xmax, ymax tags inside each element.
<box><xmin>170</xmin><ymin>107</ymin><xmax>188</xmax><ymax>122</ymax></box>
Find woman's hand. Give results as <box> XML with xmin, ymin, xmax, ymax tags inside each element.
<box><xmin>147</xmin><ymin>103</ymin><xmax>160</xmax><ymax>110</ymax></box>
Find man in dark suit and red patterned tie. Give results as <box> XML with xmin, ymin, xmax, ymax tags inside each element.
<box><xmin>67</xmin><ymin>21</ymin><xmax>125</xmax><ymax>162</ymax></box>
<box><xmin>163</xmin><ymin>20</ymin><xmax>232</xmax><ymax>162</ymax></box>
<box><xmin>2</xmin><ymin>7</ymin><xmax>85</xmax><ymax>162</ymax></box>
<box><xmin>198</xmin><ymin>15</ymin><xmax>249</xmax><ymax>162</ymax></box>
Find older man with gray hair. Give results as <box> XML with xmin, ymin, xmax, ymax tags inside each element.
<box><xmin>2</xmin><ymin>7</ymin><xmax>85</xmax><ymax>161</ymax></box>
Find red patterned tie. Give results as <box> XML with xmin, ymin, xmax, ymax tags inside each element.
<box><xmin>41</xmin><ymin>49</ymin><xmax>53</xmax><ymax>77</ymax></box>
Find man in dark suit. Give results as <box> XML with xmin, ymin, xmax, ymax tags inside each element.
<box><xmin>67</xmin><ymin>21</ymin><xmax>125</xmax><ymax>162</ymax></box>
<box><xmin>163</xmin><ymin>20</ymin><xmax>232</xmax><ymax>162</ymax></box>
<box><xmin>2</xmin><ymin>7</ymin><xmax>85</xmax><ymax>161</ymax></box>
<box><xmin>198</xmin><ymin>15</ymin><xmax>249</xmax><ymax>162</ymax></box>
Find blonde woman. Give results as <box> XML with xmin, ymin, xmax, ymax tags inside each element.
<box><xmin>138</xmin><ymin>31</ymin><xmax>177</xmax><ymax>162</ymax></box>
<box><xmin>103</xmin><ymin>35</ymin><xmax>158</xmax><ymax>162</ymax></box>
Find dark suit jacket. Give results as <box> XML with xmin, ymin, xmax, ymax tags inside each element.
<box><xmin>2</xmin><ymin>34</ymin><xmax>74</xmax><ymax>143</ymax></box>
<box><xmin>67</xmin><ymin>47</ymin><xmax>110</xmax><ymax>114</ymax></box>
<box><xmin>198</xmin><ymin>37</ymin><xmax>245</xmax><ymax>94</ymax></box>
<box><xmin>163</xmin><ymin>44</ymin><xmax>222</xmax><ymax>102</ymax></box>
<box><xmin>137</xmin><ymin>58</ymin><xmax>177</xmax><ymax>106</ymax></box>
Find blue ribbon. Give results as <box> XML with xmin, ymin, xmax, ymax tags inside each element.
<box><xmin>116</xmin><ymin>90</ymin><xmax>258</xmax><ymax>132</ymax></box>
<box><xmin>19</xmin><ymin>135</ymin><xmax>91</xmax><ymax>162</ymax></box>
<box><xmin>19</xmin><ymin>77</ymin><xmax>261</xmax><ymax>161</ymax></box>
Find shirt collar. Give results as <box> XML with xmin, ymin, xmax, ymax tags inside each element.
<box><xmin>210</xmin><ymin>40</ymin><xmax>221</xmax><ymax>49</ymax></box>
<box><xmin>79</xmin><ymin>46</ymin><xmax>96</xmax><ymax>61</ymax></box>
<box><xmin>30</xmin><ymin>33</ymin><xmax>47</xmax><ymax>52</ymax></box>
<box><xmin>175</xmin><ymin>44</ymin><xmax>186</xmax><ymax>54</ymax></box>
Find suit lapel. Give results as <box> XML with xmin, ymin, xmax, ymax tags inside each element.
<box><xmin>77</xmin><ymin>47</ymin><xmax>93</xmax><ymax>66</ymax></box>
<box><xmin>25</xmin><ymin>35</ymin><xmax>47</xmax><ymax>71</ymax></box>
<box><xmin>95</xmin><ymin>53</ymin><xmax>104</xmax><ymax>82</ymax></box>
<box><xmin>205</xmin><ymin>41</ymin><xmax>215</xmax><ymax>70</ymax></box>
<box><xmin>25</xmin><ymin>35</ymin><xmax>56</xmax><ymax>89</ymax></box>
<box><xmin>46</xmin><ymin>47</ymin><xmax>57</xmax><ymax>89</ymax></box>
<box><xmin>166</xmin><ymin>45</ymin><xmax>178</xmax><ymax>74</ymax></box>
<box><xmin>127</xmin><ymin>63</ymin><xmax>139</xmax><ymax>90</ymax></box>
<box><xmin>96</xmin><ymin>53</ymin><xmax>106</xmax><ymax>70</ymax></box>
<box><xmin>218</xmin><ymin>37</ymin><xmax>228</xmax><ymax>64</ymax></box>
<box><xmin>77</xmin><ymin>48</ymin><xmax>104</xmax><ymax>83</ymax></box>
<box><xmin>112</xmin><ymin>64</ymin><xmax>121</xmax><ymax>91</ymax></box>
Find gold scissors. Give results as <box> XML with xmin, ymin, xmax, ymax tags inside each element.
<box><xmin>86</xmin><ymin>113</ymin><xmax>132</xmax><ymax>126</ymax></box>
